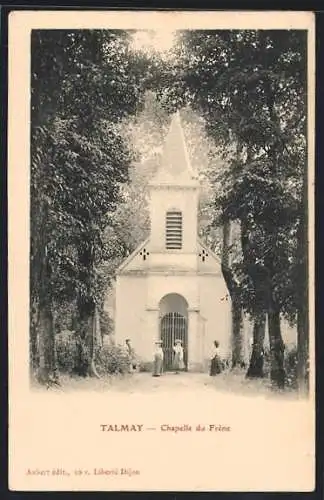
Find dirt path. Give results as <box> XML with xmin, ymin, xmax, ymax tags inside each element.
<box><xmin>123</xmin><ymin>371</ymin><xmax>215</xmax><ymax>392</ymax></box>
<box><xmin>33</xmin><ymin>369</ymin><xmax>297</xmax><ymax>400</ymax></box>
<box><xmin>46</xmin><ymin>371</ymin><xmax>214</xmax><ymax>393</ymax></box>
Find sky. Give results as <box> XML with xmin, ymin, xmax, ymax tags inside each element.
<box><xmin>131</xmin><ymin>30</ymin><xmax>176</xmax><ymax>57</ymax></box>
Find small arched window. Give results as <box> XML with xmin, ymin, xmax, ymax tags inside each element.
<box><xmin>166</xmin><ymin>210</ymin><xmax>182</xmax><ymax>249</ymax></box>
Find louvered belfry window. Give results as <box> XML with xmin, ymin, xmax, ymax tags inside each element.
<box><xmin>166</xmin><ymin>211</ymin><xmax>183</xmax><ymax>249</ymax></box>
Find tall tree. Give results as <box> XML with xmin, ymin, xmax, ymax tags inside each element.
<box><xmin>30</xmin><ymin>30</ymin><xmax>150</xmax><ymax>382</ymax></box>
<box><xmin>154</xmin><ymin>29</ymin><xmax>308</xmax><ymax>388</ymax></box>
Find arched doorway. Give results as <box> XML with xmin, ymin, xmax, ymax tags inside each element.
<box><xmin>159</xmin><ymin>293</ymin><xmax>188</xmax><ymax>371</ymax></box>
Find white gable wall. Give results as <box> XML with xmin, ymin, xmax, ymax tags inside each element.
<box><xmin>147</xmin><ymin>273</ymin><xmax>199</xmax><ymax>309</ymax></box>
<box><xmin>115</xmin><ymin>269</ymin><xmax>233</xmax><ymax>370</ymax></box>
<box><xmin>115</xmin><ymin>274</ymin><xmax>148</xmax><ymax>356</ymax></box>
<box><xmin>199</xmin><ymin>275</ymin><xmax>231</xmax><ymax>364</ymax></box>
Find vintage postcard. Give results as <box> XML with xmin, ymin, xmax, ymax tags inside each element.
<box><xmin>8</xmin><ymin>10</ymin><xmax>315</xmax><ymax>491</ymax></box>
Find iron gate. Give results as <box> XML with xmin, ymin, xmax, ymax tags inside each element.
<box><xmin>160</xmin><ymin>312</ymin><xmax>188</xmax><ymax>371</ymax></box>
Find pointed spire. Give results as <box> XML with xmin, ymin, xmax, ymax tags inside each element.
<box><xmin>161</xmin><ymin>111</ymin><xmax>193</xmax><ymax>175</ymax></box>
<box><xmin>149</xmin><ymin>111</ymin><xmax>199</xmax><ymax>187</ymax></box>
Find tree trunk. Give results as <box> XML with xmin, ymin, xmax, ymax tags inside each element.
<box><xmin>231</xmin><ymin>293</ymin><xmax>244</xmax><ymax>368</ymax></box>
<box><xmin>297</xmin><ymin>305</ymin><xmax>309</xmax><ymax>394</ymax></box>
<box><xmin>76</xmin><ymin>297</ymin><xmax>100</xmax><ymax>378</ymax></box>
<box><xmin>30</xmin><ymin>301</ymin><xmax>40</xmax><ymax>378</ymax></box>
<box><xmin>296</xmin><ymin>164</ymin><xmax>309</xmax><ymax>394</ymax></box>
<box><xmin>88</xmin><ymin>304</ymin><xmax>101</xmax><ymax>378</ymax></box>
<box><xmin>268</xmin><ymin>306</ymin><xmax>285</xmax><ymax>389</ymax></box>
<box><xmin>246</xmin><ymin>313</ymin><xmax>266</xmax><ymax>378</ymax></box>
<box><xmin>221</xmin><ymin>218</ymin><xmax>244</xmax><ymax>367</ymax></box>
<box><xmin>34</xmin><ymin>201</ymin><xmax>58</xmax><ymax>386</ymax></box>
<box><xmin>37</xmin><ymin>301</ymin><xmax>57</xmax><ymax>385</ymax></box>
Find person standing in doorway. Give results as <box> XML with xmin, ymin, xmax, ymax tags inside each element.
<box><xmin>210</xmin><ymin>340</ymin><xmax>222</xmax><ymax>376</ymax></box>
<box><xmin>173</xmin><ymin>339</ymin><xmax>185</xmax><ymax>374</ymax></box>
<box><xmin>153</xmin><ymin>340</ymin><xmax>164</xmax><ymax>377</ymax></box>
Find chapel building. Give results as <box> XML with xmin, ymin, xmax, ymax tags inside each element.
<box><xmin>114</xmin><ymin>112</ymin><xmax>232</xmax><ymax>371</ymax></box>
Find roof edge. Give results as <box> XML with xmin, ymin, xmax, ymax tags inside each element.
<box><xmin>116</xmin><ymin>237</ymin><xmax>150</xmax><ymax>274</ymax></box>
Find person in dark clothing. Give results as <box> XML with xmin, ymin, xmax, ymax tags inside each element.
<box><xmin>210</xmin><ymin>340</ymin><xmax>223</xmax><ymax>376</ymax></box>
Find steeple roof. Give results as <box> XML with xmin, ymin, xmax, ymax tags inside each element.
<box><xmin>149</xmin><ymin>111</ymin><xmax>199</xmax><ymax>188</ymax></box>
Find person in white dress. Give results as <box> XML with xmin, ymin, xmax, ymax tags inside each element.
<box><xmin>173</xmin><ymin>339</ymin><xmax>185</xmax><ymax>374</ymax></box>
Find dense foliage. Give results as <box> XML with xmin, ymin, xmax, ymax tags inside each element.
<box><xmin>96</xmin><ymin>344</ymin><xmax>131</xmax><ymax>375</ymax></box>
<box><xmin>30</xmin><ymin>30</ymin><xmax>152</xmax><ymax>382</ymax></box>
